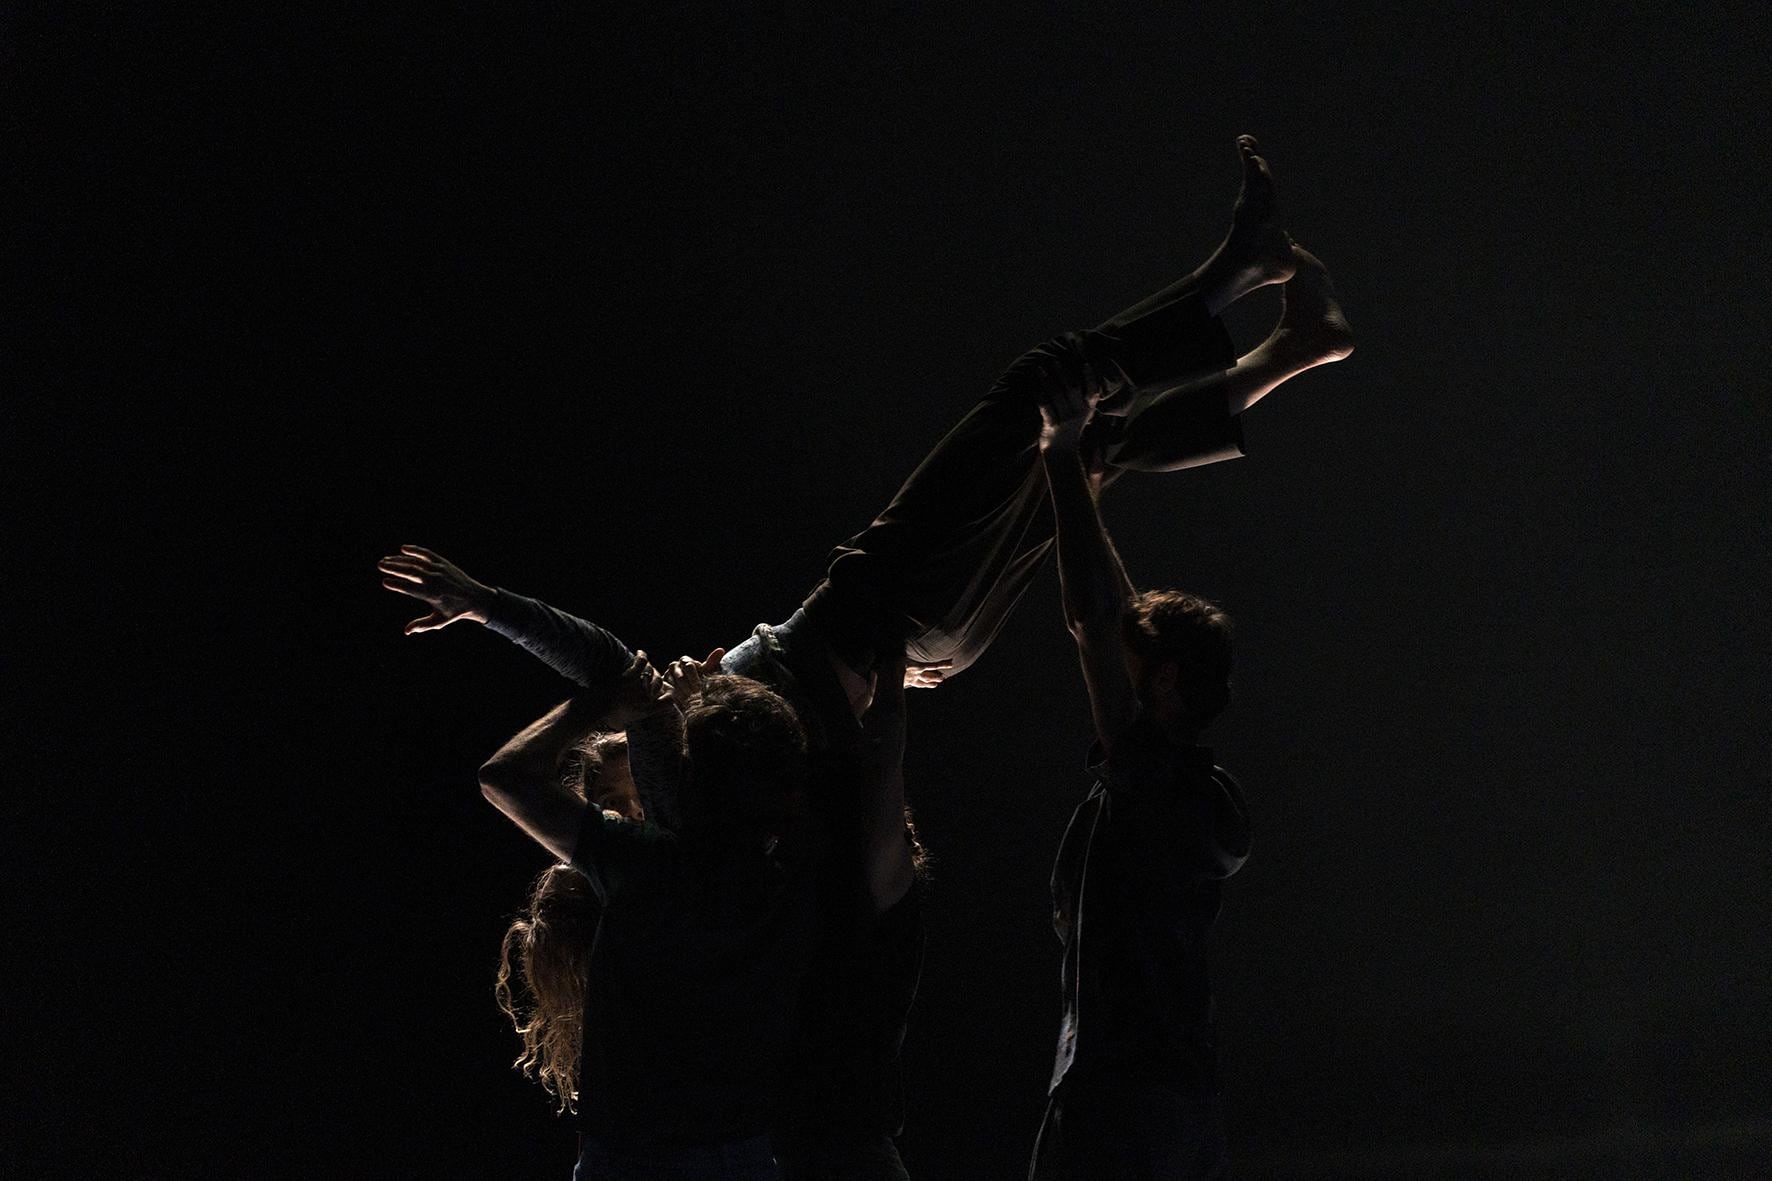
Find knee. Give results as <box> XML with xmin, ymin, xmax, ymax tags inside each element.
<box><xmin>999</xmin><ymin>330</ymin><xmax>1121</xmax><ymax>397</ymax></box>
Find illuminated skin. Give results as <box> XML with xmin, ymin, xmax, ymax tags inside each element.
<box><xmin>475</xmin><ymin>658</ymin><xmax>672</xmax><ymax>863</ymax></box>
<box><xmin>587</xmin><ymin>752</ymin><xmax>641</xmax><ymax>822</ymax></box>
<box><xmin>1197</xmin><ymin>135</ymin><xmax>1298</xmax><ymax>319</ymax></box>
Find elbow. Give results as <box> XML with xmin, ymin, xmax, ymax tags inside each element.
<box><xmin>478</xmin><ymin>757</ymin><xmax>518</xmax><ymax>804</ymax></box>
<box><xmin>1067</xmin><ymin>611</ymin><xmax>1121</xmax><ymax>646</ymax></box>
<box><xmin>1061</xmin><ymin>597</ymin><xmax>1104</xmax><ymax>632</ymax></box>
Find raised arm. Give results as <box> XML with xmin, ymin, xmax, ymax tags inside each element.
<box><xmin>858</xmin><ymin>644</ymin><xmax>916</xmax><ymax>914</ymax></box>
<box><xmin>1038</xmin><ymin>363</ymin><xmax>1143</xmax><ymax>752</ymax></box>
<box><xmin>378</xmin><ymin>545</ymin><xmax>633</xmax><ymax>690</ymax></box>
<box><xmin>478</xmin><ymin>655</ymin><xmax>672</xmax><ymax>861</ymax></box>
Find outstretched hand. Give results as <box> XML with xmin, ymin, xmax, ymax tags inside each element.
<box><xmin>377</xmin><ymin>544</ymin><xmax>495</xmax><ymax>634</ymax></box>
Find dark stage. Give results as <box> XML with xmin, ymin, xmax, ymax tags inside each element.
<box><xmin>8</xmin><ymin>3</ymin><xmax>1772</xmax><ymax>1177</ymax></box>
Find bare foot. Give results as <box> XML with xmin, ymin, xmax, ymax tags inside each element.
<box><xmin>1228</xmin><ymin>136</ymin><xmax>1297</xmax><ymax>285</ymax></box>
<box><xmin>1260</xmin><ymin>243</ymin><xmax>1355</xmax><ymax>368</ymax></box>
<box><xmin>1196</xmin><ymin>135</ymin><xmax>1297</xmax><ymax>314</ymax></box>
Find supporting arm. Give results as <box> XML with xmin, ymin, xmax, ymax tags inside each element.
<box><xmin>1038</xmin><ymin>364</ymin><xmax>1143</xmax><ymax>753</ymax></box>
<box><xmin>478</xmin><ymin>655</ymin><xmax>674</xmax><ymax>861</ymax></box>
<box><xmin>858</xmin><ymin>645</ymin><xmax>916</xmax><ymax>914</ymax></box>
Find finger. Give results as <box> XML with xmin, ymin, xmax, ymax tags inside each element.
<box><xmin>377</xmin><ymin>557</ymin><xmax>427</xmax><ymax>580</ymax></box>
<box><xmin>382</xmin><ymin>577</ymin><xmax>430</xmax><ymax>599</ymax></box>
<box><xmin>700</xmin><ymin>647</ymin><xmax>726</xmax><ymax>671</ymax></box>
<box><xmin>404</xmin><ymin>611</ymin><xmax>448</xmax><ymax>634</ymax></box>
<box><xmin>400</xmin><ymin>545</ymin><xmax>443</xmax><ymax>562</ymax></box>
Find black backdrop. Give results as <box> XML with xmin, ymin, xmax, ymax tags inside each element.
<box><xmin>9</xmin><ymin>4</ymin><xmax>1771</xmax><ymax>1178</ymax></box>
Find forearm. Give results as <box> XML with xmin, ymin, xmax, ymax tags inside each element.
<box><xmin>479</xmin><ymin>697</ymin><xmax>608</xmax><ymax>860</ymax></box>
<box><xmin>480</xmin><ymin>697</ymin><xmax>599</xmax><ymax>793</ymax></box>
<box><xmin>1041</xmin><ymin>438</ymin><xmax>1141</xmax><ymax>746</ymax></box>
<box><xmin>1041</xmin><ymin>441</ymin><xmax>1132</xmax><ymax>629</ymax></box>
<box><xmin>862</xmin><ymin>756</ymin><xmax>915</xmax><ymax>915</ymax></box>
<box><xmin>483</xmin><ymin>588</ymin><xmax>635</xmax><ymax>692</ymax></box>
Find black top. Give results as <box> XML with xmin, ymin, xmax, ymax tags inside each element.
<box><xmin>775</xmin><ymin>874</ymin><xmax>927</xmax><ymax>1143</ymax></box>
<box><xmin>571</xmin><ymin>807</ymin><xmax>820</xmax><ymax>1146</ymax></box>
<box><xmin>723</xmin><ymin>614</ymin><xmax>928</xmax><ymax>1140</ymax></box>
<box><xmin>1049</xmin><ymin>716</ymin><xmax>1250</xmax><ymax>1094</ymax></box>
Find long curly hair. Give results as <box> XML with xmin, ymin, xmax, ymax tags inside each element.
<box><xmin>493</xmin><ymin>731</ymin><xmax>627</xmax><ymax>1112</ymax></box>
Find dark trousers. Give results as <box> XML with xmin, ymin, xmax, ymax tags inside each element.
<box><xmin>1030</xmin><ymin>1078</ymin><xmax>1230</xmax><ymax>1181</ymax></box>
<box><xmin>574</xmin><ymin>1132</ymin><xmax>780</xmax><ymax>1181</ymax></box>
<box><xmin>802</xmin><ymin>278</ymin><xmax>1241</xmax><ymax>678</ymax></box>
<box><xmin>775</xmin><ymin>1133</ymin><xmax>910</xmax><ymax>1181</ymax></box>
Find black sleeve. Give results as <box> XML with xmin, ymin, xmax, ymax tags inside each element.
<box><xmin>569</xmin><ymin>807</ymin><xmax>672</xmax><ymax>906</ymax></box>
<box><xmin>483</xmin><ymin>587</ymin><xmax>634</xmax><ymax>690</ymax></box>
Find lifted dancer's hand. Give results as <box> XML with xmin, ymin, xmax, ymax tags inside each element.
<box><xmin>378</xmin><ymin>545</ymin><xmax>495</xmax><ymax>634</ymax></box>
<box><xmin>903</xmin><ymin>661</ymin><xmax>952</xmax><ymax>689</ymax></box>
<box><xmin>663</xmin><ymin>648</ymin><xmax>726</xmax><ymax>709</ymax></box>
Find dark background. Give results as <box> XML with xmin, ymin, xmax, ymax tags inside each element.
<box><xmin>9</xmin><ymin>3</ymin><xmax>1771</xmax><ymax>1178</ymax></box>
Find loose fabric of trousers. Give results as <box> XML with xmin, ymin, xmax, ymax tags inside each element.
<box><xmin>801</xmin><ymin>279</ymin><xmax>1243</xmax><ymax>679</ymax></box>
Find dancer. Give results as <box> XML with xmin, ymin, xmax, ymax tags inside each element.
<box><xmin>475</xmin><ymin>629</ymin><xmax>822</xmax><ymax>1180</ymax></box>
<box><xmin>379</xmin><ymin>134</ymin><xmax>1351</xmax><ymax>1178</ymax></box>
<box><xmin>1027</xmin><ymin>366</ymin><xmax>1253</xmax><ymax>1180</ymax></box>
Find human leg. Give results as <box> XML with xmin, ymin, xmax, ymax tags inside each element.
<box><xmin>1109</xmin><ymin>243</ymin><xmax>1355</xmax><ymax>471</ymax></box>
<box><xmin>1095</xmin><ymin>135</ymin><xmax>1295</xmax><ymax>393</ymax></box>
<box><xmin>800</xmin><ymin>138</ymin><xmax>1304</xmax><ymax>679</ymax></box>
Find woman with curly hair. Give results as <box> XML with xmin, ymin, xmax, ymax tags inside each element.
<box><xmin>470</xmin><ymin>613</ymin><xmax>825</xmax><ymax>1178</ymax></box>
<box><xmin>494</xmin><ymin>731</ymin><xmax>634</xmax><ymax>1113</ymax></box>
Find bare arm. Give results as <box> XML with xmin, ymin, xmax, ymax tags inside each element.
<box><xmin>859</xmin><ymin>645</ymin><xmax>916</xmax><ymax>915</ymax></box>
<box><xmin>478</xmin><ymin>655</ymin><xmax>672</xmax><ymax>860</ymax></box>
<box><xmin>478</xmin><ymin>698</ymin><xmax>600</xmax><ymax>862</ymax></box>
<box><xmin>1039</xmin><ymin>364</ymin><xmax>1142</xmax><ymax>752</ymax></box>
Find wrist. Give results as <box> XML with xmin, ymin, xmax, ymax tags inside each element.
<box><xmin>468</xmin><ymin>584</ymin><xmax>499</xmax><ymax>624</ymax></box>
